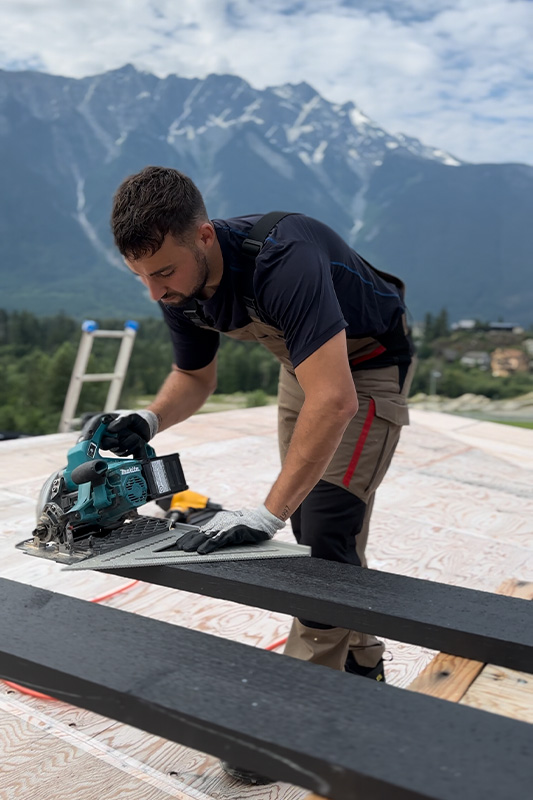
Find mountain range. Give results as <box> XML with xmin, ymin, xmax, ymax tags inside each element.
<box><xmin>1</xmin><ymin>65</ymin><xmax>532</xmax><ymax>324</ymax></box>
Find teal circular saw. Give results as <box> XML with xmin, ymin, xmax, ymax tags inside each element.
<box><xmin>30</xmin><ymin>414</ymin><xmax>188</xmax><ymax>557</ymax></box>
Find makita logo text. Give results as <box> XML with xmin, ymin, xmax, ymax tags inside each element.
<box><xmin>120</xmin><ymin>466</ymin><xmax>141</xmax><ymax>475</ymax></box>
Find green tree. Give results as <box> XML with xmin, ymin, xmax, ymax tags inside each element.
<box><xmin>434</xmin><ymin>308</ymin><xmax>449</xmax><ymax>339</ymax></box>
<box><xmin>46</xmin><ymin>341</ymin><xmax>76</xmax><ymax>412</ymax></box>
<box><xmin>423</xmin><ymin>308</ymin><xmax>449</xmax><ymax>343</ymax></box>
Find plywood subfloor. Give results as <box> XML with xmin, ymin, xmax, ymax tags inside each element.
<box><xmin>1</xmin><ymin>407</ymin><xmax>532</xmax><ymax>799</ymax></box>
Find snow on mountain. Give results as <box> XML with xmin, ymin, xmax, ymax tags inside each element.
<box><xmin>0</xmin><ymin>65</ymin><xmax>531</xmax><ymax>324</ymax></box>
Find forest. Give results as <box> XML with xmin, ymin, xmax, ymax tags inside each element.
<box><xmin>1</xmin><ymin>308</ymin><xmax>532</xmax><ymax>436</ymax></box>
<box><xmin>0</xmin><ymin>310</ymin><xmax>280</xmax><ymax>435</ymax></box>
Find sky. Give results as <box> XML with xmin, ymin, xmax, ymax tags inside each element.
<box><xmin>0</xmin><ymin>0</ymin><xmax>532</xmax><ymax>165</ymax></box>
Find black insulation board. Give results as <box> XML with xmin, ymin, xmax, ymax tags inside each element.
<box><xmin>0</xmin><ymin>578</ymin><xmax>532</xmax><ymax>800</ymax></box>
<box><xmin>103</xmin><ymin>559</ymin><xmax>533</xmax><ymax>672</ymax></box>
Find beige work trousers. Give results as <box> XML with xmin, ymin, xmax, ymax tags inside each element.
<box><xmin>279</xmin><ymin>359</ymin><xmax>415</xmax><ymax>670</ymax></box>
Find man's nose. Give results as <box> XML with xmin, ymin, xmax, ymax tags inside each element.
<box><xmin>145</xmin><ymin>277</ymin><xmax>166</xmax><ymax>302</ymax></box>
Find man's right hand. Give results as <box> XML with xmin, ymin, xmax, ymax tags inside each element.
<box><xmin>83</xmin><ymin>410</ymin><xmax>159</xmax><ymax>456</ymax></box>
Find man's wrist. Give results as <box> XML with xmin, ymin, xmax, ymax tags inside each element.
<box><xmin>138</xmin><ymin>409</ymin><xmax>159</xmax><ymax>439</ymax></box>
<box><xmin>259</xmin><ymin>504</ymin><xmax>285</xmax><ymax>531</ymax></box>
<box><xmin>263</xmin><ymin>498</ymin><xmax>292</xmax><ymax>523</ymax></box>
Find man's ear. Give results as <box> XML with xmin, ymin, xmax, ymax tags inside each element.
<box><xmin>197</xmin><ymin>221</ymin><xmax>216</xmax><ymax>250</ymax></box>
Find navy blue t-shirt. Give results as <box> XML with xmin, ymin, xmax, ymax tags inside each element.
<box><xmin>160</xmin><ymin>214</ymin><xmax>410</xmax><ymax>371</ymax></box>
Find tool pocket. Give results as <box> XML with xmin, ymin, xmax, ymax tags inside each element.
<box><xmin>372</xmin><ymin>396</ymin><xmax>410</xmax><ymax>427</ymax></box>
<box><xmin>362</xmin><ymin>396</ymin><xmax>409</xmax><ymax>495</ymax></box>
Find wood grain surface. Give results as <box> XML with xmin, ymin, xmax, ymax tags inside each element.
<box><xmin>2</xmin><ymin>407</ymin><xmax>532</xmax><ymax>800</ymax></box>
<box><xmin>0</xmin><ymin>703</ymin><xmax>190</xmax><ymax>800</ymax></box>
<box><xmin>406</xmin><ymin>653</ymin><xmax>484</xmax><ymax>701</ymax></box>
<box><xmin>460</xmin><ymin>665</ymin><xmax>533</xmax><ymax>723</ymax></box>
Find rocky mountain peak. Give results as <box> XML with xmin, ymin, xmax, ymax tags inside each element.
<box><xmin>0</xmin><ymin>66</ymin><xmax>530</xmax><ymax>323</ymax></box>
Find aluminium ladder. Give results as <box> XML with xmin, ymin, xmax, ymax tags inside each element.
<box><xmin>58</xmin><ymin>320</ymin><xmax>139</xmax><ymax>432</ymax></box>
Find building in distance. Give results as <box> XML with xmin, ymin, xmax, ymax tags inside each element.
<box><xmin>491</xmin><ymin>348</ymin><xmax>529</xmax><ymax>377</ymax></box>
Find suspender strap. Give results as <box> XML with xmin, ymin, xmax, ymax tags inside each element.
<box><xmin>181</xmin><ymin>304</ymin><xmax>207</xmax><ymax>325</ymax></box>
<box><xmin>241</xmin><ymin>211</ymin><xmax>292</xmax><ymax>261</ymax></box>
<box><xmin>241</xmin><ymin>211</ymin><xmax>292</xmax><ymax>319</ymax></box>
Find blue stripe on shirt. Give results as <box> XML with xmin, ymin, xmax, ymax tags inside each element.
<box><xmin>330</xmin><ymin>261</ymin><xmax>400</xmax><ymax>298</ymax></box>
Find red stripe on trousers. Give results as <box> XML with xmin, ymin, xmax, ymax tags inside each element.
<box><xmin>349</xmin><ymin>345</ymin><xmax>386</xmax><ymax>367</ymax></box>
<box><xmin>342</xmin><ymin>398</ymin><xmax>376</xmax><ymax>488</ymax></box>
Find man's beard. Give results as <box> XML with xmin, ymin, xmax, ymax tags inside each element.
<box><xmin>161</xmin><ymin>248</ymin><xmax>210</xmax><ymax>307</ymax></box>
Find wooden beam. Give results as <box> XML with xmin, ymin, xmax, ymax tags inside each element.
<box><xmin>103</xmin><ymin>557</ymin><xmax>533</xmax><ymax>673</ymax></box>
<box><xmin>0</xmin><ymin>578</ymin><xmax>532</xmax><ymax>800</ymax></box>
<box><xmin>496</xmin><ymin>580</ymin><xmax>533</xmax><ymax>601</ymax></box>
<box><xmin>407</xmin><ymin>654</ymin><xmax>484</xmax><ymax>702</ymax></box>
<box><xmin>408</xmin><ymin>579</ymin><xmax>533</xmax><ymax>701</ymax></box>
<box><xmin>461</xmin><ymin>664</ymin><xmax>533</xmax><ymax>724</ymax></box>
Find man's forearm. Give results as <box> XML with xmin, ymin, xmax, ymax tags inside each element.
<box><xmin>148</xmin><ymin>367</ymin><xmax>215</xmax><ymax>432</ymax></box>
<box><xmin>264</xmin><ymin>397</ymin><xmax>356</xmax><ymax>521</ymax></box>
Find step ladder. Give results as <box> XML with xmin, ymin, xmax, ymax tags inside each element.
<box><xmin>58</xmin><ymin>320</ymin><xmax>139</xmax><ymax>433</ymax></box>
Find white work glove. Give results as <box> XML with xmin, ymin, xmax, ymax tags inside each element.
<box><xmin>93</xmin><ymin>410</ymin><xmax>159</xmax><ymax>456</ymax></box>
<box><xmin>175</xmin><ymin>505</ymin><xmax>285</xmax><ymax>555</ymax></box>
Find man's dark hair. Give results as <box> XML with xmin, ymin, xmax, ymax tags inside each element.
<box><xmin>111</xmin><ymin>166</ymin><xmax>209</xmax><ymax>259</ymax></box>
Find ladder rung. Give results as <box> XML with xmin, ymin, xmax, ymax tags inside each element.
<box><xmin>81</xmin><ymin>373</ymin><xmax>118</xmax><ymax>382</ymax></box>
<box><xmin>90</xmin><ymin>330</ymin><xmax>131</xmax><ymax>339</ymax></box>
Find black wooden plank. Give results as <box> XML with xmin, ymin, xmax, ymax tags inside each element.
<box><xmin>104</xmin><ymin>559</ymin><xmax>533</xmax><ymax>672</ymax></box>
<box><xmin>0</xmin><ymin>578</ymin><xmax>531</xmax><ymax>800</ymax></box>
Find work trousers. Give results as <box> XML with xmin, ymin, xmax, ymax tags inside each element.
<box><xmin>278</xmin><ymin>359</ymin><xmax>415</xmax><ymax>671</ymax></box>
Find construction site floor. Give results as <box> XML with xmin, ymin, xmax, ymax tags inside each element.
<box><xmin>1</xmin><ymin>406</ymin><xmax>532</xmax><ymax>799</ymax></box>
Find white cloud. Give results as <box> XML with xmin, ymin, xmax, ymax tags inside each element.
<box><xmin>0</xmin><ymin>0</ymin><xmax>531</xmax><ymax>164</ymax></box>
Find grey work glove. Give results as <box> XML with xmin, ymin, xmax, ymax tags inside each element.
<box><xmin>175</xmin><ymin>505</ymin><xmax>285</xmax><ymax>555</ymax></box>
<box><xmin>84</xmin><ymin>410</ymin><xmax>159</xmax><ymax>457</ymax></box>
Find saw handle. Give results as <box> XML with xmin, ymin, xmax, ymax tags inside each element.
<box><xmin>78</xmin><ymin>413</ymin><xmax>117</xmax><ymax>442</ymax></box>
<box><xmin>133</xmin><ymin>441</ymin><xmax>156</xmax><ymax>460</ymax></box>
<box><xmin>79</xmin><ymin>414</ymin><xmax>153</xmax><ymax>459</ymax></box>
<box><xmin>71</xmin><ymin>459</ymin><xmax>108</xmax><ymax>487</ymax></box>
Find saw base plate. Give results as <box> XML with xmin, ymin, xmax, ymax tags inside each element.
<box><xmin>17</xmin><ymin>515</ymin><xmax>310</xmax><ymax>568</ymax></box>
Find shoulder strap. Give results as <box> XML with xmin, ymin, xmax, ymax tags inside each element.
<box><xmin>181</xmin><ymin>301</ymin><xmax>208</xmax><ymax>326</ymax></box>
<box><xmin>240</xmin><ymin>211</ymin><xmax>293</xmax><ymax>319</ymax></box>
<box><xmin>241</xmin><ymin>211</ymin><xmax>292</xmax><ymax>262</ymax></box>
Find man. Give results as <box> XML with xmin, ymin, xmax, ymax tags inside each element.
<box><xmin>105</xmin><ymin>165</ymin><xmax>415</xmax><ymax>776</ymax></box>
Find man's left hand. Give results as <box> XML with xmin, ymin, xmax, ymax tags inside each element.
<box><xmin>175</xmin><ymin>505</ymin><xmax>285</xmax><ymax>555</ymax></box>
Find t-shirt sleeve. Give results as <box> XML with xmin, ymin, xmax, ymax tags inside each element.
<box><xmin>254</xmin><ymin>239</ymin><xmax>347</xmax><ymax>368</ymax></box>
<box><xmin>158</xmin><ymin>302</ymin><xmax>220</xmax><ymax>370</ymax></box>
